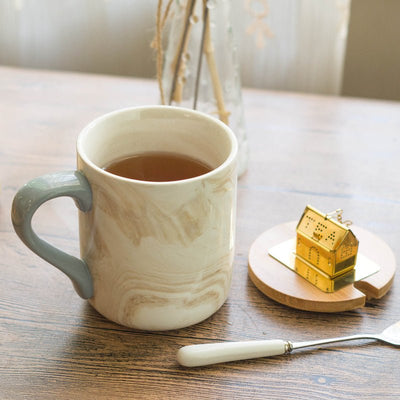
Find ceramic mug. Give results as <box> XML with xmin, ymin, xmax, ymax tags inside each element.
<box><xmin>11</xmin><ymin>106</ymin><xmax>238</xmax><ymax>330</ymax></box>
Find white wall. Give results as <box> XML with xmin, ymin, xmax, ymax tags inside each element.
<box><xmin>0</xmin><ymin>0</ymin><xmax>158</xmax><ymax>78</ymax></box>
<box><xmin>0</xmin><ymin>0</ymin><xmax>350</xmax><ymax>95</ymax></box>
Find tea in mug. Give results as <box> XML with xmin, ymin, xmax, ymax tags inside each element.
<box><xmin>103</xmin><ymin>152</ymin><xmax>212</xmax><ymax>182</ymax></box>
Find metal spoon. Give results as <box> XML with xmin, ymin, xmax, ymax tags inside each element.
<box><xmin>177</xmin><ymin>321</ymin><xmax>400</xmax><ymax>367</ymax></box>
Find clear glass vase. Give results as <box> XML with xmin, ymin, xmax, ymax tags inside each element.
<box><xmin>161</xmin><ymin>0</ymin><xmax>248</xmax><ymax>176</ymax></box>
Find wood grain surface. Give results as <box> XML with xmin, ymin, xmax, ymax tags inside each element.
<box><xmin>1</xmin><ymin>66</ymin><xmax>400</xmax><ymax>399</ymax></box>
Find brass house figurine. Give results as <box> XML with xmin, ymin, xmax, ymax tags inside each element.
<box><xmin>296</xmin><ymin>205</ymin><xmax>359</xmax><ymax>280</ymax></box>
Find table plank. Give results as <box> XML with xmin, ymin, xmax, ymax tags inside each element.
<box><xmin>1</xmin><ymin>66</ymin><xmax>399</xmax><ymax>399</ymax></box>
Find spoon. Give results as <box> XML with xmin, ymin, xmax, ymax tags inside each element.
<box><xmin>177</xmin><ymin>321</ymin><xmax>400</xmax><ymax>367</ymax></box>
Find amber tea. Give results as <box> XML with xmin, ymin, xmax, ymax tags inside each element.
<box><xmin>103</xmin><ymin>152</ymin><xmax>212</xmax><ymax>182</ymax></box>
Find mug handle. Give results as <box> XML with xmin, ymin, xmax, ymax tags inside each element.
<box><xmin>11</xmin><ymin>171</ymin><xmax>94</xmax><ymax>299</ymax></box>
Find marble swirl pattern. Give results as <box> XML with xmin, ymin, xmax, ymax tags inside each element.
<box><xmin>78</xmin><ymin>155</ymin><xmax>237</xmax><ymax>330</ymax></box>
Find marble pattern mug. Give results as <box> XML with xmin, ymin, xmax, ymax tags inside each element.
<box><xmin>11</xmin><ymin>106</ymin><xmax>238</xmax><ymax>330</ymax></box>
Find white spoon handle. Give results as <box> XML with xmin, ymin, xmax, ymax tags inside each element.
<box><xmin>177</xmin><ymin>340</ymin><xmax>289</xmax><ymax>367</ymax></box>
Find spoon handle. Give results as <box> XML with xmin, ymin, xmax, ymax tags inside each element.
<box><xmin>177</xmin><ymin>340</ymin><xmax>290</xmax><ymax>367</ymax></box>
<box><xmin>177</xmin><ymin>334</ymin><xmax>380</xmax><ymax>367</ymax></box>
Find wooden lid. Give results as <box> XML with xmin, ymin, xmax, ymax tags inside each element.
<box><xmin>248</xmin><ymin>222</ymin><xmax>396</xmax><ymax>312</ymax></box>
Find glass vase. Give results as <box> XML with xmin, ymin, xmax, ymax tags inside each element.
<box><xmin>161</xmin><ymin>0</ymin><xmax>248</xmax><ymax>176</ymax></box>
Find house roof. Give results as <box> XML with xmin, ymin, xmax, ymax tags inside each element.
<box><xmin>296</xmin><ymin>205</ymin><xmax>355</xmax><ymax>251</ymax></box>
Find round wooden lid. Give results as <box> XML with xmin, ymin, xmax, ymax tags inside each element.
<box><xmin>248</xmin><ymin>221</ymin><xmax>396</xmax><ymax>312</ymax></box>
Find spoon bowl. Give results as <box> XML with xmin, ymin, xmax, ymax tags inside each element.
<box><xmin>380</xmin><ymin>321</ymin><xmax>400</xmax><ymax>345</ymax></box>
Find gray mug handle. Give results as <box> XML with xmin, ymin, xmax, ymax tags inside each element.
<box><xmin>11</xmin><ymin>171</ymin><xmax>94</xmax><ymax>299</ymax></box>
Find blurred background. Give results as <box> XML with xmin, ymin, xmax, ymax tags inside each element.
<box><xmin>0</xmin><ymin>0</ymin><xmax>399</xmax><ymax>101</ymax></box>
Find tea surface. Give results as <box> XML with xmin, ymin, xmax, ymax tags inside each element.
<box><xmin>103</xmin><ymin>152</ymin><xmax>212</xmax><ymax>182</ymax></box>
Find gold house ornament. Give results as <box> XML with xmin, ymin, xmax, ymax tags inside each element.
<box><xmin>294</xmin><ymin>205</ymin><xmax>359</xmax><ymax>292</ymax></box>
<box><xmin>296</xmin><ymin>205</ymin><xmax>359</xmax><ymax>277</ymax></box>
<box><xmin>268</xmin><ymin>205</ymin><xmax>380</xmax><ymax>293</ymax></box>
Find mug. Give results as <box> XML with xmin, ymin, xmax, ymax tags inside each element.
<box><xmin>11</xmin><ymin>106</ymin><xmax>238</xmax><ymax>330</ymax></box>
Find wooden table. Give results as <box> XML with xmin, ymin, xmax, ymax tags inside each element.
<box><xmin>1</xmin><ymin>66</ymin><xmax>399</xmax><ymax>399</ymax></box>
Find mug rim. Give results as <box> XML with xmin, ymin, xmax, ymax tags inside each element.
<box><xmin>77</xmin><ymin>105</ymin><xmax>238</xmax><ymax>185</ymax></box>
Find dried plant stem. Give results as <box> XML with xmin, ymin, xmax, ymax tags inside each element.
<box><xmin>161</xmin><ymin>0</ymin><xmax>174</xmax><ymax>28</ymax></box>
<box><xmin>154</xmin><ymin>0</ymin><xmax>174</xmax><ymax>105</ymax></box>
<box><xmin>193</xmin><ymin>2</ymin><xmax>208</xmax><ymax>109</ymax></box>
<box><xmin>164</xmin><ymin>0</ymin><xmax>230</xmax><ymax>124</ymax></box>
<box><xmin>155</xmin><ymin>0</ymin><xmax>166</xmax><ymax>104</ymax></box>
<box><xmin>169</xmin><ymin>0</ymin><xmax>197</xmax><ymax>104</ymax></box>
<box><xmin>203</xmin><ymin>11</ymin><xmax>230</xmax><ymax>124</ymax></box>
